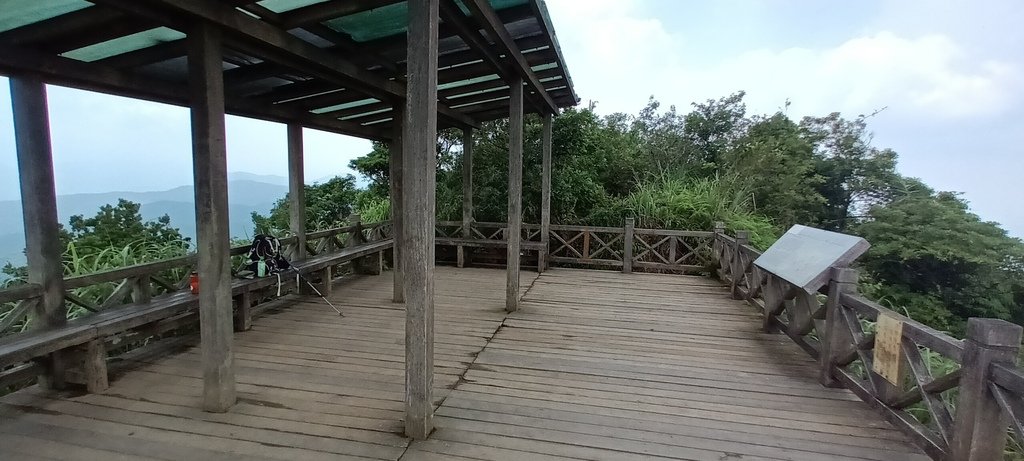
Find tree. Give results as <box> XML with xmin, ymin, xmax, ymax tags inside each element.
<box><xmin>724</xmin><ymin>112</ymin><xmax>825</xmax><ymax>229</ymax></box>
<box><xmin>64</xmin><ymin>199</ymin><xmax>188</xmax><ymax>251</ymax></box>
<box><xmin>855</xmin><ymin>178</ymin><xmax>1024</xmax><ymax>333</ymax></box>
<box><xmin>800</xmin><ymin>113</ymin><xmax>900</xmax><ymax>231</ymax></box>
<box><xmin>252</xmin><ymin>175</ymin><xmax>360</xmax><ymax>233</ymax></box>
<box><xmin>3</xmin><ymin>199</ymin><xmax>190</xmax><ymax>282</ymax></box>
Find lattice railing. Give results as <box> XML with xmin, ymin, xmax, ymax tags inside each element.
<box><xmin>0</xmin><ymin>222</ymin><xmax>385</xmax><ymax>338</ymax></box>
<box><xmin>714</xmin><ymin>229</ymin><xmax>1024</xmax><ymax>461</ymax></box>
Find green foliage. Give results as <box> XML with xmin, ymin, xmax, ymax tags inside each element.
<box><xmin>311</xmin><ymin>91</ymin><xmax>1024</xmax><ymax>338</ymax></box>
<box><xmin>855</xmin><ymin>178</ymin><xmax>1024</xmax><ymax>334</ymax></box>
<box><xmin>615</xmin><ymin>175</ymin><xmax>777</xmax><ymax>249</ymax></box>
<box><xmin>724</xmin><ymin>113</ymin><xmax>825</xmax><ymax>229</ymax></box>
<box><xmin>252</xmin><ymin>175</ymin><xmax>360</xmax><ymax>234</ymax></box>
<box><xmin>2</xmin><ymin>200</ymin><xmax>191</xmax><ymax>333</ymax></box>
<box><xmin>65</xmin><ymin>199</ymin><xmax>189</xmax><ymax>254</ymax></box>
<box><xmin>800</xmin><ymin>113</ymin><xmax>901</xmax><ymax>231</ymax></box>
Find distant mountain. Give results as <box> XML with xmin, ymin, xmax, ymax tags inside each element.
<box><xmin>0</xmin><ymin>178</ymin><xmax>288</xmax><ymax>269</ymax></box>
<box><xmin>228</xmin><ymin>172</ymin><xmax>289</xmax><ymax>186</ymax></box>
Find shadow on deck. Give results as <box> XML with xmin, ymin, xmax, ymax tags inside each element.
<box><xmin>0</xmin><ymin>267</ymin><xmax>927</xmax><ymax>461</ymax></box>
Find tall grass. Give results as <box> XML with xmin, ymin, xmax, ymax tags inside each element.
<box><xmin>1</xmin><ymin>238</ymin><xmax>191</xmax><ymax>335</ymax></box>
<box><xmin>621</xmin><ymin>175</ymin><xmax>778</xmax><ymax>248</ymax></box>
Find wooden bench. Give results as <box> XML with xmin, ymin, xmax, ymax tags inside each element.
<box><xmin>0</xmin><ymin>238</ymin><xmax>393</xmax><ymax>393</ymax></box>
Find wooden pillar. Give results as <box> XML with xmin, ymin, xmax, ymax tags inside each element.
<box><xmin>506</xmin><ymin>77</ymin><xmax>524</xmax><ymax>313</ymax></box>
<box><xmin>11</xmin><ymin>77</ymin><xmax>67</xmax><ymax>389</ymax></box>
<box><xmin>189</xmin><ymin>23</ymin><xmax>235</xmax><ymax>413</ymax></box>
<box><xmin>287</xmin><ymin>124</ymin><xmax>307</xmax><ymax>261</ymax></box>
<box><xmin>458</xmin><ymin>128</ymin><xmax>474</xmax><ymax>268</ymax></box>
<box><xmin>731</xmin><ymin>230</ymin><xmax>749</xmax><ymax>301</ymax></box>
<box><xmin>949</xmin><ymin>318</ymin><xmax>1022</xmax><ymax>461</ymax></box>
<box><xmin>389</xmin><ymin>113</ymin><xmax>405</xmax><ymax>302</ymax></box>
<box><xmin>539</xmin><ymin>114</ymin><xmax>552</xmax><ymax>273</ymax></box>
<box><xmin>819</xmin><ymin>267</ymin><xmax>857</xmax><ymax>387</ymax></box>
<box><xmin>403</xmin><ymin>0</ymin><xmax>439</xmax><ymax>440</ymax></box>
<box><xmin>623</xmin><ymin>218</ymin><xmax>634</xmax><ymax>274</ymax></box>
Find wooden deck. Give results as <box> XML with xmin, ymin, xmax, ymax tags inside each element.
<box><xmin>0</xmin><ymin>267</ymin><xmax>928</xmax><ymax>461</ymax></box>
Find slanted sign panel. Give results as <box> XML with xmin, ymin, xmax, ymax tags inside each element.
<box><xmin>752</xmin><ymin>225</ymin><xmax>870</xmax><ymax>291</ymax></box>
<box><xmin>873</xmin><ymin>313</ymin><xmax>905</xmax><ymax>385</ymax></box>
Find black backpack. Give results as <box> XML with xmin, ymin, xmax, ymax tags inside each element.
<box><xmin>245</xmin><ymin>234</ymin><xmax>291</xmax><ymax>276</ymax></box>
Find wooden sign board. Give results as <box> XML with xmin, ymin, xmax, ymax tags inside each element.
<box><xmin>873</xmin><ymin>313</ymin><xmax>905</xmax><ymax>385</ymax></box>
<box><xmin>753</xmin><ymin>225</ymin><xmax>869</xmax><ymax>291</ymax></box>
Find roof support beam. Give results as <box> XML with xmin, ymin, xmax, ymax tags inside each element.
<box><xmin>88</xmin><ymin>0</ymin><xmax>478</xmax><ymax>128</ymax></box>
<box><xmin>188</xmin><ymin>22</ymin><xmax>236</xmax><ymax>413</ymax></box>
<box><xmin>463</xmin><ymin>0</ymin><xmax>558</xmax><ymax>114</ymax></box>
<box><xmin>10</xmin><ymin>77</ymin><xmax>68</xmax><ymax>390</ymax></box>
<box><xmin>280</xmin><ymin>0</ymin><xmax>402</xmax><ymax>29</ymax></box>
<box><xmin>0</xmin><ymin>45</ymin><xmax>388</xmax><ymax>139</ymax></box>
<box><xmin>505</xmin><ymin>76</ymin><xmax>524</xmax><ymax>312</ymax></box>
<box><xmin>403</xmin><ymin>0</ymin><xmax>439</xmax><ymax>441</ymax></box>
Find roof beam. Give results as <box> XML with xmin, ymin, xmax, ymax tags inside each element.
<box><xmin>0</xmin><ymin>7</ymin><xmax>123</xmax><ymax>46</ymax></box>
<box><xmin>88</xmin><ymin>0</ymin><xmax>478</xmax><ymax>128</ymax></box>
<box><xmin>0</xmin><ymin>44</ymin><xmax>388</xmax><ymax>140</ymax></box>
<box><xmin>528</xmin><ymin>0</ymin><xmax>577</xmax><ymax>105</ymax></box>
<box><xmin>463</xmin><ymin>0</ymin><xmax>558</xmax><ymax>114</ymax></box>
<box><xmin>93</xmin><ymin>38</ymin><xmax>187</xmax><ymax>68</ymax></box>
<box><xmin>359</xmin><ymin>4</ymin><xmax>535</xmax><ymax>57</ymax></box>
<box><xmin>279</xmin><ymin>0</ymin><xmax>402</xmax><ymax>29</ymax></box>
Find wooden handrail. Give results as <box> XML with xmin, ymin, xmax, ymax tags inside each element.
<box><xmin>712</xmin><ymin>228</ymin><xmax>1024</xmax><ymax>461</ymax></box>
<box><xmin>0</xmin><ymin>283</ymin><xmax>43</xmax><ymax>304</ymax></box>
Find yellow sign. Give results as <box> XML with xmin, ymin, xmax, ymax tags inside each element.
<box><xmin>873</xmin><ymin>313</ymin><xmax>905</xmax><ymax>385</ymax></box>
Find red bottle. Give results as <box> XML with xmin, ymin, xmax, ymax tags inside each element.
<box><xmin>189</xmin><ymin>272</ymin><xmax>199</xmax><ymax>294</ymax></box>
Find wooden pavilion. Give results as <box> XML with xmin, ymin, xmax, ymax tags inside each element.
<box><xmin>4</xmin><ymin>2</ymin><xmax>1024</xmax><ymax>461</ymax></box>
<box><xmin>1</xmin><ymin>0</ymin><xmax>577</xmax><ymax>438</ymax></box>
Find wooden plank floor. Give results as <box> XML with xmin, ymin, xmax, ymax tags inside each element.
<box><xmin>0</xmin><ymin>267</ymin><xmax>929</xmax><ymax>460</ymax></box>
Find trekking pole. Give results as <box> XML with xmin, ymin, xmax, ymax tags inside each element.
<box><xmin>292</xmin><ymin>268</ymin><xmax>344</xmax><ymax>317</ymax></box>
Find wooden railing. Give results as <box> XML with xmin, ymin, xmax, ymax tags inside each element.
<box><xmin>714</xmin><ymin>228</ymin><xmax>1024</xmax><ymax>461</ymax></box>
<box><xmin>436</xmin><ymin>219</ymin><xmax>715</xmax><ymax>273</ymax></box>
<box><xmin>0</xmin><ymin>219</ymin><xmax>392</xmax><ymax>393</ymax></box>
<box><xmin>0</xmin><ymin>220</ymin><xmax>391</xmax><ymax>338</ymax></box>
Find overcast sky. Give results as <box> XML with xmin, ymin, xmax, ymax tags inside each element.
<box><xmin>1</xmin><ymin>0</ymin><xmax>1021</xmax><ymax>235</ymax></box>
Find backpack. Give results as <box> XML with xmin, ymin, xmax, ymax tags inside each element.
<box><xmin>245</xmin><ymin>234</ymin><xmax>291</xmax><ymax>276</ymax></box>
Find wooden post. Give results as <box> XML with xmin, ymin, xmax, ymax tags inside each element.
<box><xmin>506</xmin><ymin>77</ymin><xmax>524</xmax><ymax>313</ymax></box>
<box><xmin>11</xmin><ymin>77</ymin><xmax>67</xmax><ymax>389</ymax></box>
<box><xmin>131</xmin><ymin>275</ymin><xmax>152</xmax><ymax>304</ymax></box>
<box><xmin>458</xmin><ymin>127</ymin><xmax>473</xmax><ymax>268</ymax></box>
<box><xmin>623</xmin><ymin>217</ymin><xmax>634</xmax><ymax>274</ymax></box>
<box><xmin>948</xmin><ymin>318</ymin><xmax>1022</xmax><ymax>461</ymax></box>
<box><xmin>730</xmin><ymin>230</ymin><xmax>749</xmax><ymax>300</ymax></box>
<box><xmin>189</xmin><ymin>23</ymin><xmax>235</xmax><ymax>413</ymax></box>
<box><xmin>539</xmin><ymin>113</ymin><xmax>552</xmax><ymax>273</ymax></box>
<box><xmin>712</xmin><ymin>221</ymin><xmax>725</xmax><ymax>272</ymax></box>
<box><xmin>287</xmin><ymin>124</ymin><xmax>307</xmax><ymax>261</ymax></box>
<box><xmin>389</xmin><ymin>113</ymin><xmax>404</xmax><ymax>303</ymax></box>
<box><xmin>319</xmin><ymin>265</ymin><xmax>333</xmax><ymax>297</ymax></box>
<box><xmin>351</xmin><ymin>214</ymin><xmax>382</xmax><ymax>275</ymax></box>
<box><xmin>81</xmin><ymin>339</ymin><xmax>108</xmax><ymax>394</ymax></box>
<box><xmin>233</xmin><ymin>290</ymin><xmax>252</xmax><ymax>332</ymax></box>
<box><xmin>819</xmin><ymin>267</ymin><xmax>857</xmax><ymax>387</ymax></box>
<box><xmin>403</xmin><ymin>0</ymin><xmax>438</xmax><ymax>440</ymax></box>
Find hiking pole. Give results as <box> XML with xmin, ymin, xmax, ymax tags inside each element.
<box><xmin>292</xmin><ymin>269</ymin><xmax>344</xmax><ymax>317</ymax></box>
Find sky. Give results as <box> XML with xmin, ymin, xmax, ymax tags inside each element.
<box><xmin>1</xmin><ymin>0</ymin><xmax>1022</xmax><ymax>235</ymax></box>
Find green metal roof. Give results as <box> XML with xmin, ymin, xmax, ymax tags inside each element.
<box><xmin>0</xmin><ymin>0</ymin><xmax>579</xmax><ymax>139</ymax></box>
<box><xmin>0</xmin><ymin>0</ymin><xmax>90</xmax><ymax>32</ymax></box>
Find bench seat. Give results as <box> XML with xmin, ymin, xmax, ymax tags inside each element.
<box><xmin>0</xmin><ymin>239</ymin><xmax>393</xmax><ymax>372</ymax></box>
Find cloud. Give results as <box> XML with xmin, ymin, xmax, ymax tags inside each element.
<box><xmin>547</xmin><ymin>0</ymin><xmax>1023</xmax><ymax>120</ymax></box>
